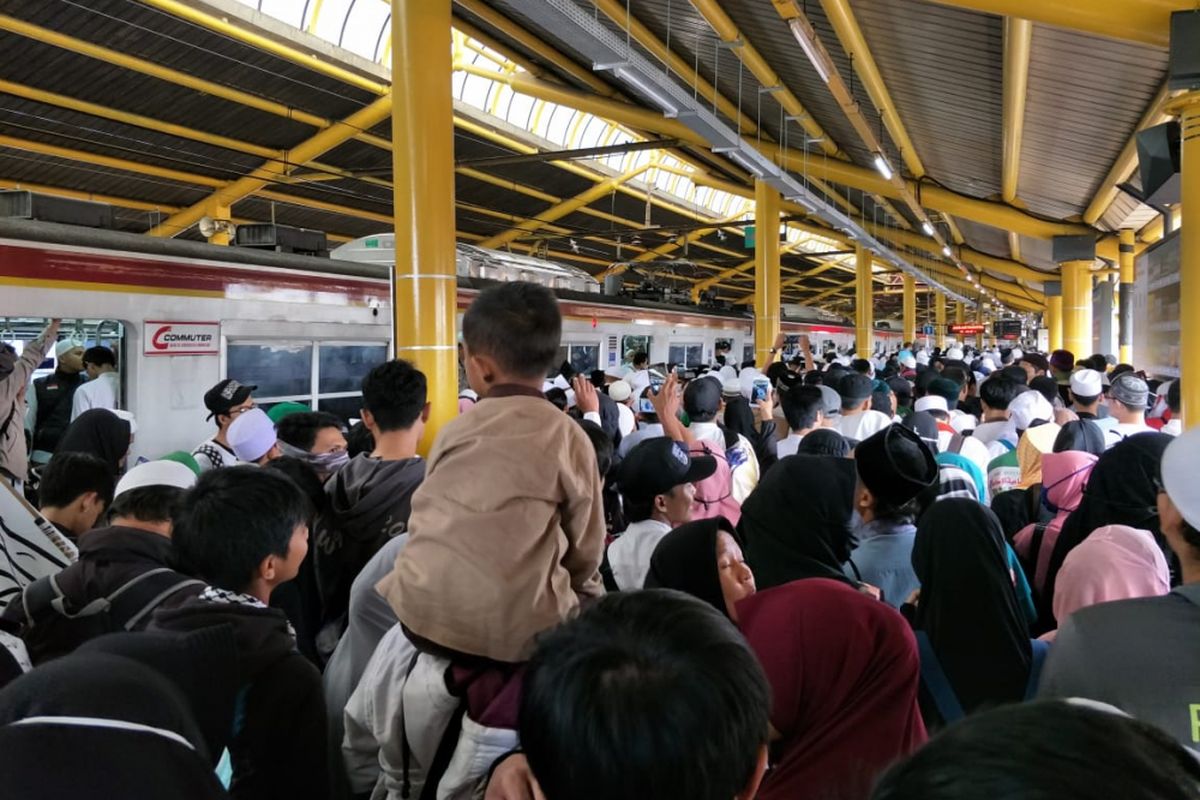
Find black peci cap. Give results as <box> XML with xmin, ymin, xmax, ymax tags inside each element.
<box><xmin>855</xmin><ymin>424</ymin><xmax>938</xmax><ymax>506</ymax></box>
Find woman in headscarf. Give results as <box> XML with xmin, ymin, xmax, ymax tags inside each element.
<box><xmin>1014</xmin><ymin>422</ymin><xmax>1059</xmax><ymax>490</ymax></box>
<box><xmin>1042</xmin><ymin>433</ymin><xmax>1173</xmax><ymax>622</ymax></box>
<box><xmin>56</xmin><ymin>408</ymin><xmax>131</xmax><ymax>477</ymax></box>
<box><xmin>1053</xmin><ymin>419</ymin><xmax>1107</xmax><ymax>456</ymax></box>
<box><xmin>910</xmin><ymin>499</ymin><xmax>1038</xmax><ymax>730</ymax></box>
<box><xmin>739</xmin><ymin>455</ymin><xmax>857</xmax><ymax>590</ymax></box>
<box><xmin>1042</xmin><ymin>525</ymin><xmax>1170</xmax><ymax>641</ymax></box>
<box><xmin>646</xmin><ymin>522</ymin><xmax>926</xmax><ymax>800</ymax></box>
<box><xmin>0</xmin><ymin>651</ymin><xmax>228</xmax><ymax>798</ymax></box>
<box><xmin>1012</xmin><ymin>450</ymin><xmax>1098</xmax><ymax>608</ymax></box>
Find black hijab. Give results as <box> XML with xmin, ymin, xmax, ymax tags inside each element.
<box><xmin>644</xmin><ymin>517</ymin><xmax>735</xmax><ymax>617</ymax></box>
<box><xmin>56</xmin><ymin>409</ymin><xmax>130</xmax><ymax>477</ymax></box>
<box><xmin>1053</xmin><ymin>420</ymin><xmax>1107</xmax><ymax>456</ymax></box>
<box><xmin>1044</xmin><ymin>432</ymin><xmax>1173</xmax><ymax>614</ymax></box>
<box><xmin>0</xmin><ymin>652</ymin><xmax>228</xmax><ymax>799</ymax></box>
<box><xmin>739</xmin><ymin>455</ymin><xmax>857</xmax><ymax>590</ymax></box>
<box><xmin>912</xmin><ymin>499</ymin><xmax>1031</xmax><ymax>720</ymax></box>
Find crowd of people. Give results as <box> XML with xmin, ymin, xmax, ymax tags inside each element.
<box><xmin>1</xmin><ymin>290</ymin><xmax>1199</xmax><ymax>799</ymax></box>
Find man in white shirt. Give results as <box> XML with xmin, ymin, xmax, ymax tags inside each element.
<box><xmin>1105</xmin><ymin>373</ymin><xmax>1155</xmax><ymax>447</ymax></box>
<box><xmin>776</xmin><ymin>385</ymin><xmax>825</xmax><ymax>459</ymax></box>
<box><xmin>606</xmin><ymin>438</ymin><xmax>716</xmax><ymax>590</ymax></box>
<box><xmin>914</xmin><ymin>394</ymin><xmax>993</xmax><ymax>479</ymax></box>
<box><xmin>835</xmin><ymin>373</ymin><xmax>891</xmax><ymax>443</ymax></box>
<box><xmin>69</xmin><ymin>346</ymin><xmax>120</xmax><ymax>421</ymax></box>
<box><xmin>191</xmin><ymin>378</ymin><xmax>257</xmax><ymax>471</ymax></box>
<box><xmin>973</xmin><ymin>372</ymin><xmax>1024</xmax><ymax>455</ymax></box>
<box><xmin>1069</xmin><ymin>368</ymin><xmax>1118</xmax><ymax>435</ymax></box>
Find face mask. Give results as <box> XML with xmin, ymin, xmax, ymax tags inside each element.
<box><xmin>1039</xmin><ymin>462</ymin><xmax>1095</xmax><ymax>514</ymax></box>
<box><xmin>278</xmin><ymin>440</ymin><xmax>351</xmax><ymax>475</ymax></box>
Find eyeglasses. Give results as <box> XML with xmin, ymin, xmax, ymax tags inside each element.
<box><xmin>228</xmin><ymin>403</ymin><xmax>257</xmax><ymax>416</ymax></box>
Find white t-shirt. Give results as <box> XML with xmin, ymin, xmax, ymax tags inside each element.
<box><xmin>1106</xmin><ymin>421</ymin><xmax>1156</xmax><ymax>448</ymax></box>
<box><xmin>607</xmin><ymin>518</ymin><xmax>673</xmax><ymax>590</ymax></box>
<box><xmin>937</xmin><ymin>428</ymin><xmax>994</xmax><ymax>483</ymax></box>
<box><xmin>70</xmin><ymin>372</ymin><xmax>120</xmax><ymax>421</ymax></box>
<box><xmin>776</xmin><ymin>432</ymin><xmax>804</xmax><ymax>459</ymax></box>
<box><xmin>836</xmin><ymin>410</ymin><xmax>892</xmax><ymax>442</ymax></box>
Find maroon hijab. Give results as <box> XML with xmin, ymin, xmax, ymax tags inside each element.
<box><xmin>736</xmin><ymin>579</ymin><xmax>926</xmax><ymax>800</ymax></box>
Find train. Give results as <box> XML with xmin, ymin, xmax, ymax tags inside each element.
<box><xmin>0</xmin><ymin>218</ymin><xmax>911</xmax><ymax>461</ymax></box>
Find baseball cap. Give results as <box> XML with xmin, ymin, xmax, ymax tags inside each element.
<box><xmin>1009</xmin><ymin>389</ymin><xmax>1054</xmax><ymax>431</ymax></box>
<box><xmin>204</xmin><ymin>378</ymin><xmax>256</xmax><ymax>421</ymax></box>
<box><xmin>1162</xmin><ymin>426</ymin><xmax>1200</xmax><ymax>531</ymax></box>
<box><xmin>1110</xmin><ymin>373</ymin><xmax>1150</xmax><ymax>409</ymax></box>
<box><xmin>1069</xmin><ymin>369</ymin><xmax>1103</xmax><ymax>398</ymax></box>
<box><xmin>226</xmin><ymin>408</ymin><xmax>277</xmax><ymax>463</ymax></box>
<box><xmin>617</xmin><ymin>438</ymin><xmax>717</xmax><ymax>501</ymax></box>
<box><xmin>608</xmin><ymin>380</ymin><xmax>633</xmax><ymax>403</ymax></box>
<box><xmin>684</xmin><ymin>375</ymin><xmax>723</xmax><ymax>418</ymax></box>
<box><xmin>855</xmin><ymin>424</ymin><xmax>938</xmax><ymax>507</ymax></box>
<box><xmin>818</xmin><ymin>384</ymin><xmax>842</xmax><ymax>417</ymax></box>
<box><xmin>113</xmin><ymin>460</ymin><xmax>198</xmax><ymax>499</ymax></box>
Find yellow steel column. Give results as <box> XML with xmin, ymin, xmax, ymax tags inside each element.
<box><xmin>1061</xmin><ymin>259</ymin><xmax>1093</xmax><ymax>359</ymax></box>
<box><xmin>1174</xmin><ymin>93</ymin><xmax>1200</xmax><ymax>426</ymax></box>
<box><xmin>205</xmin><ymin>198</ymin><xmax>231</xmax><ymax>246</ymax></box>
<box><xmin>1046</xmin><ymin>292</ymin><xmax>1065</xmax><ymax>352</ymax></box>
<box><xmin>392</xmin><ymin>0</ymin><xmax>457</xmax><ymax>449</ymax></box>
<box><xmin>855</xmin><ymin>245</ymin><xmax>874</xmax><ymax>357</ymax></box>
<box><xmin>1118</xmin><ymin>228</ymin><xmax>1136</xmax><ymax>364</ymax></box>
<box><xmin>754</xmin><ymin>180</ymin><xmax>782</xmax><ymax>366</ymax></box>
<box><xmin>935</xmin><ymin>292</ymin><xmax>947</xmax><ymax>349</ymax></box>
<box><xmin>955</xmin><ymin>301</ymin><xmax>966</xmax><ymax>325</ymax></box>
<box><xmin>902</xmin><ymin>275</ymin><xmax>916</xmax><ymax>345</ymax></box>
<box><xmin>976</xmin><ymin>302</ymin><xmax>986</xmax><ymax>350</ymax></box>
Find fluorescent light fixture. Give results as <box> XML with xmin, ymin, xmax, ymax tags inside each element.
<box><xmin>613</xmin><ymin>67</ymin><xmax>678</xmax><ymax>117</ymax></box>
<box><xmin>788</xmin><ymin>19</ymin><xmax>831</xmax><ymax>84</ymax></box>
<box><xmin>633</xmin><ymin>318</ymin><xmax>656</xmax><ymax>326</ymax></box>
<box><xmin>873</xmin><ymin>154</ymin><xmax>893</xmax><ymax>181</ymax></box>
<box><xmin>942</xmin><ymin>245</ymin><xmax>953</xmax><ymax>257</ymax></box>
<box><xmin>921</xmin><ymin>221</ymin><xmax>935</xmax><ymax>236</ymax></box>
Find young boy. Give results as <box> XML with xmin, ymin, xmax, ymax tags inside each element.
<box><xmin>35</xmin><ymin>451</ymin><xmax>114</xmax><ymax>540</ymax></box>
<box><xmin>154</xmin><ymin>467</ymin><xmax>329</xmax><ymax>800</ymax></box>
<box><xmin>379</xmin><ymin>281</ymin><xmax>605</xmax><ymax>664</ymax></box>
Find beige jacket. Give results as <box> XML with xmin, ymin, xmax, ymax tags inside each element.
<box><xmin>1</xmin><ymin>328</ymin><xmax>53</xmax><ymax>481</ymax></box>
<box><xmin>379</xmin><ymin>390</ymin><xmax>605</xmax><ymax>663</ymax></box>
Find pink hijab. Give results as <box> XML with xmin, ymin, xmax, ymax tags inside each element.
<box><xmin>1043</xmin><ymin>524</ymin><xmax>1170</xmax><ymax>640</ymax></box>
<box><xmin>1013</xmin><ymin>450</ymin><xmax>1097</xmax><ymax>592</ymax></box>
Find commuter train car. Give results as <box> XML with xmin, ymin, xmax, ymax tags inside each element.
<box><xmin>0</xmin><ymin>220</ymin><xmax>901</xmax><ymax>460</ymax></box>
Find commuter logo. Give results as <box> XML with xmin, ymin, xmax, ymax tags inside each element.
<box><xmin>143</xmin><ymin>321</ymin><xmax>220</xmax><ymax>356</ymax></box>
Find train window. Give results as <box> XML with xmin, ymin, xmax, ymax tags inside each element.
<box><xmin>668</xmin><ymin>343</ymin><xmax>703</xmax><ymax>369</ymax></box>
<box><xmin>3</xmin><ymin>318</ymin><xmax>126</xmax><ymax>386</ymax></box>
<box><xmin>319</xmin><ymin>344</ymin><xmax>389</xmax><ymax>393</ymax></box>
<box><xmin>554</xmin><ymin>344</ymin><xmax>599</xmax><ymax>377</ymax></box>
<box><xmin>227</xmin><ymin>344</ymin><xmax>313</xmax><ymax>399</ymax></box>
<box><xmin>316</xmin><ymin>395</ymin><xmax>367</xmax><ymax>422</ymax></box>
<box><xmin>621</xmin><ymin>335</ymin><xmax>651</xmax><ymax>367</ymax></box>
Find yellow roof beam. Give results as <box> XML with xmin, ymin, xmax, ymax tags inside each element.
<box><xmin>1083</xmin><ymin>83</ymin><xmax>1172</xmax><ymax>225</ymax></box>
<box><xmin>924</xmin><ymin>0</ymin><xmax>1189</xmax><ymax>48</ymax></box>
<box><xmin>148</xmin><ymin>95</ymin><xmax>394</xmax><ymax>236</ymax></box>
<box><xmin>1001</xmin><ymin>17</ymin><xmax>1033</xmax><ymax>205</ymax></box>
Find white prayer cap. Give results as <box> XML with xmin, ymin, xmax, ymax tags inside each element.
<box><xmin>945</xmin><ymin>347</ymin><xmax>964</xmax><ymax>361</ymax></box>
<box><xmin>1009</xmin><ymin>390</ymin><xmax>1054</xmax><ymax>432</ymax></box>
<box><xmin>608</xmin><ymin>380</ymin><xmax>632</xmax><ymax>402</ymax></box>
<box><xmin>114</xmin><ymin>459</ymin><xmax>197</xmax><ymax>499</ymax></box>
<box><xmin>914</xmin><ymin>395</ymin><xmax>948</xmax><ymax>413</ymax></box>
<box><xmin>227</xmin><ymin>408</ymin><xmax>277</xmax><ymax>463</ymax></box>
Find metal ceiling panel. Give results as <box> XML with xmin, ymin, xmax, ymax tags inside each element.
<box><xmin>1018</xmin><ymin>24</ymin><xmax>1167</xmax><ymax>220</ymax></box>
<box><xmin>850</xmin><ymin>0</ymin><xmax>1003</xmax><ymax>199</ymax></box>
<box><xmin>0</xmin><ymin>147</ymin><xmax>208</xmax><ymax>208</ymax></box>
<box><xmin>1100</xmin><ymin>189</ymin><xmax>1160</xmax><ymax>234</ymax></box>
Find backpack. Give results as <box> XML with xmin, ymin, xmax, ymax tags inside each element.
<box><xmin>688</xmin><ymin>429</ymin><xmax>743</xmax><ymax>526</ymax></box>
<box><xmin>14</xmin><ymin>567</ymin><xmax>203</xmax><ymax>663</ymax></box>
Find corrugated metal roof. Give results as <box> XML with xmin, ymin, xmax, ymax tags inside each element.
<box><xmin>1018</xmin><ymin>24</ymin><xmax>1167</xmax><ymax>220</ymax></box>
<box><xmin>850</xmin><ymin>0</ymin><xmax>1003</xmax><ymax>198</ymax></box>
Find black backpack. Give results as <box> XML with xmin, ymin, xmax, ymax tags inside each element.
<box><xmin>14</xmin><ymin>567</ymin><xmax>203</xmax><ymax>663</ymax></box>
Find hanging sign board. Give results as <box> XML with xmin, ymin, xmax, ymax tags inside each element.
<box><xmin>947</xmin><ymin>323</ymin><xmax>986</xmax><ymax>335</ymax></box>
<box><xmin>143</xmin><ymin>321</ymin><xmax>220</xmax><ymax>356</ymax></box>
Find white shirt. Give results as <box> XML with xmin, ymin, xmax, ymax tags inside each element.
<box><xmin>607</xmin><ymin>518</ymin><xmax>673</xmax><ymax>590</ymax></box>
<box><xmin>1106</xmin><ymin>421</ymin><xmax>1156</xmax><ymax>448</ymax></box>
<box><xmin>776</xmin><ymin>432</ymin><xmax>804</xmax><ymax>459</ymax></box>
<box><xmin>690</xmin><ymin>421</ymin><xmax>759</xmax><ymax>503</ymax></box>
<box><xmin>836</xmin><ymin>410</ymin><xmax>892</xmax><ymax>442</ymax></box>
<box><xmin>1162</xmin><ymin>418</ymin><xmax>1182</xmax><ymax>437</ymax></box>
<box><xmin>70</xmin><ymin>372</ymin><xmax>119</xmax><ymax>421</ymax></box>
<box><xmin>949</xmin><ymin>410</ymin><xmax>978</xmax><ymax>433</ymax></box>
<box><xmin>973</xmin><ymin>419</ymin><xmax>1013</xmax><ymax>446</ymax></box>
<box><xmin>937</xmin><ymin>427</ymin><xmax>994</xmax><ymax>482</ymax></box>
<box><xmin>615</xmin><ymin>403</ymin><xmax>637</xmax><ymax>438</ymax></box>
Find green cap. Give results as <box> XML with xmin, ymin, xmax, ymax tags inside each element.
<box><xmin>159</xmin><ymin>451</ymin><xmax>202</xmax><ymax>477</ymax></box>
<box><xmin>266</xmin><ymin>402</ymin><xmax>310</xmax><ymax>424</ymax></box>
